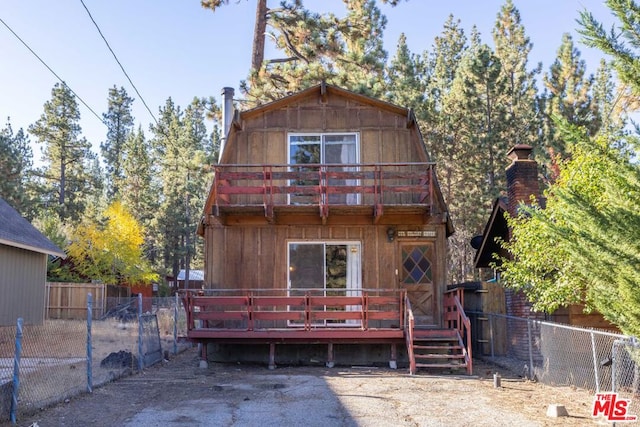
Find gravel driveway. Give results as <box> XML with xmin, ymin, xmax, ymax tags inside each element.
<box><xmin>4</xmin><ymin>346</ymin><xmax>601</xmax><ymax>427</ymax></box>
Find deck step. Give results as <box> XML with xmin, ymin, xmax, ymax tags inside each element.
<box><xmin>415</xmin><ymin>354</ymin><xmax>465</xmax><ymax>360</ymax></box>
<box><xmin>415</xmin><ymin>363</ymin><xmax>467</xmax><ymax>369</ymax></box>
<box><xmin>408</xmin><ymin>328</ymin><xmax>469</xmax><ymax>374</ymax></box>
<box><xmin>413</xmin><ymin>344</ymin><xmax>462</xmax><ymax>351</ymax></box>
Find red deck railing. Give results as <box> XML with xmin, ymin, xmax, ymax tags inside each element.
<box><xmin>210</xmin><ymin>163</ymin><xmax>436</xmax><ymax>218</ymax></box>
<box><xmin>443</xmin><ymin>288</ymin><xmax>473</xmax><ymax>375</ymax></box>
<box><xmin>181</xmin><ymin>289</ymin><xmax>406</xmax><ymax>341</ymax></box>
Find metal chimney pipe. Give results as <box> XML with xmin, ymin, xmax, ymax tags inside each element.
<box><xmin>220</xmin><ymin>87</ymin><xmax>235</xmax><ymax>162</ymax></box>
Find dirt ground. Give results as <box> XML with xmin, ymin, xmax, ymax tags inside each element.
<box><xmin>3</xmin><ymin>346</ymin><xmax>609</xmax><ymax>427</ymax></box>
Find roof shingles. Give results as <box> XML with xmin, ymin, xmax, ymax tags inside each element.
<box><xmin>0</xmin><ymin>198</ymin><xmax>65</xmax><ymax>257</ymax></box>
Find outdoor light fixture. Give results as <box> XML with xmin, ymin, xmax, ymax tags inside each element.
<box><xmin>387</xmin><ymin>227</ymin><xmax>396</xmax><ymax>242</ymax></box>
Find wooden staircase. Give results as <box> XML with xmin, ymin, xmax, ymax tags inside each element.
<box><xmin>411</xmin><ymin>328</ymin><xmax>469</xmax><ymax>373</ymax></box>
<box><xmin>405</xmin><ymin>288</ymin><xmax>473</xmax><ymax>375</ymax></box>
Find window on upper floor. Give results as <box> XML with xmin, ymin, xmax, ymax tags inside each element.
<box><xmin>288</xmin><ymin>133</ymin><xmax>360</xmax><ymax>205</ymax></box>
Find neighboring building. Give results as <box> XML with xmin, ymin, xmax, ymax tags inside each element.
<box><xmin>184</xmin><ymin>83</ymin><xmax>472</xmax><ymax>373</ymax></box>
<box><xmin>0</xmin><ymin>198</ymin><xmax>65</xmax><ymax>325</ymax></box>
<box><xmin>473</xmin><ymin>145</ymin><xmax>615</xmax><ymax>358</ymax></box>
<box><xmin>176</xmin><ymin>269</ymin><xmax>204</xmax><ymax>290</ymax></box>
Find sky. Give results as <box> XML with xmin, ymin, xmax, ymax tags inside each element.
<box><xmin>0</xmin><ymin>0</ymin><xmax>615</xmax><ymax>165</ymax></box>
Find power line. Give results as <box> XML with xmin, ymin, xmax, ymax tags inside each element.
<box><xmin>79</xmin><ymin>0</ymin><xmax>159</xmax><ymax>127</ymax></box>
<box><xmin>0</xmin><ymin>16</ymin><xmax>107</xmax><ymax>127</ymax></box>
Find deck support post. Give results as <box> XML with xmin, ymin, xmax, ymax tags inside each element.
<box><xmin>199</xmin><ymin>342</ymin><xmax>208</xmax><ymax>369</ymax></box>
<box><xmin>326</xmin><ymin>343</ymin><xmax>335</xmax><ymax>368</ymax></box>
<box><xmin>389</xmin><ymin>343</ymin><xmax>398</xmax><ymax>369</ymax></box>
<box><xmin>268</xmin><ymin>343</ymin><xmax>276</xmax><ymax>370</ymax></box>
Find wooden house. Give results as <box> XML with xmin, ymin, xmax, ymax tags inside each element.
<box><xmin>183</xmin><ymin>83</ymin><xmax>471</xmax><ymax>373</ymax></box>
<box><xmin>0</xmin><ymin>197</ymin><xmax>66</xmax><ymax>325</ymax></box>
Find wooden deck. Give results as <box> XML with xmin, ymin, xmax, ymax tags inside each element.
<box><xmin>182</xmin><ymin>290</ymin><xmax>406</xmax><ymax>343</ymax></box>
<box><xmin>180</xmin><ymin>288</ymin><xmax>472</xmax><ymax>374</ymax></box>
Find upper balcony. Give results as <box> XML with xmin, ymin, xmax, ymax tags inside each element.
<box><xmin>208</xmin><ymin>162</ymin><xmax>438</xmax><ymax>224</ymax></box>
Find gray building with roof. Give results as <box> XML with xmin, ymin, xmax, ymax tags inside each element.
<box><xmin>0</xmin><ymin>197</ymin><xmax>65</xmax><ymax>325</ymax></box>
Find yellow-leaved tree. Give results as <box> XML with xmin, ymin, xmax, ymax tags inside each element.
<box><xmin>66</xmin><ymin>201</ymin><xmax>158</xmax><ymax>286</ymax></box>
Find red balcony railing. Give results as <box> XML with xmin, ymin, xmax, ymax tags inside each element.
<box><xmin>210</xmin><ymin>163</ymin><xmax>436</xmax><ymax>218</ymax></box>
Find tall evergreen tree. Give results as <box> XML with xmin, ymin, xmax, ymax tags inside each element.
<box><xmin>385</xmin><ymin>33</ymin><xmax>427</xmax><ymax>113</ymax></box>
<box><xmin>29</xmin><ymin>83</ymin><xmax>98</xmax><ymax>222</ymax></box>
<box><xmin>579</xmin><ymin>0</ymin><xmax>640</xmax><ymax>96</ymax></box>
<box><xmin>150</xmin><ymin>98</ymin><xmax>212</xmax><ymax>279</ymax></box>
<box><xmin>420</xmin><ymin>15</ymin><xmax>467</xmax><ymax>195</ymax></box>
<box><xmin>416</xmin><ymin>17</ymin><xmax>469</xmax><ymax>282</ymax></box>
<box><xmin>491</xmin><ymin>0</ymin><xmax>541</xmax><ymax>148</ymax></box>
<box><xmin>102</xmin><ymin>86</ymin><xmax>135</xmax><ymax>199</ymax></box>
<box><xmin>444</xmin><ymin>29</ymin><xmax>509</xmax><ymax>282</ymax></box>
<box><xmin>0</xmin><ymin>119</ymin><xmax>35</xmax><ymax>217</ymax></box>
<box><xmin>592</xmin><ymin>59</ymin><xmax>628</xmax><ymax>137</ymax></box>
<box><xmin>332</xmin><ymin>0</ymin><xmax>389</xmax><ymax>97</ymax></box>
<box><xmin>539</xmin><ymin>33</ymin><xmax>600</xmax><ymax>180</ymax></box>
<box><xmin>240</xmin><ymin>0</ymin><xmax>395</xmax><ymax>104</ymax></box>
<box><xmin>120</xmin><ymin>126</ymin><xmax>159</xmax><ymax>265</ymax></box>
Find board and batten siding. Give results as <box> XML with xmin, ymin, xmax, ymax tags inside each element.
<box><xmin>226</xmin><ymin>95</ymin><xmax>427</xmax><ymax>166</ymax></box>
<box><xmin>0</xmin><ymin>244</ymin><xmax>47</xmax><ymax>326</ymax></box>
<box><xmin>204</xmin><ymin>224</ymin><xmax>445</xmax><ymax>294</ymax></box>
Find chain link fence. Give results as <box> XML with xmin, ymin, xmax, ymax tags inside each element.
<box><xmin>0</xmin><ymin>295</ymin><xmax>190</xmax><ymax>423</ymax></box>
<box><xmin>470</xmin><ymin>312</ymin><xmax>640</xmax><ymax>419</ymax></box>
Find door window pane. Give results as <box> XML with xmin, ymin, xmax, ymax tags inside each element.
<box><xmin>401</xmin><ymin>245</ymin><xmax>433</xmax><ymax>285</ymax></box>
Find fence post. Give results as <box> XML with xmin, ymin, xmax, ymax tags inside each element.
<box><xmin>10</xmin><ymin>318</ymin><xmax>23</xmax><ymax>425</ymax></box>
<box><xmin>527</xmin><ymin>317</ymin><xmax>534</xmax><ymax>380</ymax></box>
<box><xmin>590</xmin><ymin>331</ymin><xmax>600</xmax><ymax>393</ymax></box>
<box><xmin>87</xmin><ymin>293</ymin><xmax>93</xmax><ymax>393</ymax></box>
<box><xmin>489</xmin><ymin>313</ymin><xmax>495</xmax><ymax>360</ymax></box>
<box><xmin>173</xmin><ymin>293</ymin><xmax>178</xmax><ymax>355</ymax></box>
<box><xmin>138</xmin><ymin>293</ymin><xmax>144</xmax><ymax>371</ymax></box>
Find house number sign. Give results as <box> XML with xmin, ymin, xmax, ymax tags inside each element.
<box><xmin>397</xmin><ymin>230</ymin><xmax>436</xmax><ymax>238</ymax></box>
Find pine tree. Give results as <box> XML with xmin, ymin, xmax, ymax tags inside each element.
<box><xmin>28</xmin><ymin>83</ymin><xmax>99</xmax><ymax>222</ymax></box>
<box><xmin>332</xmin><ymin>0</ymin><xmax>388</xmax><ymax>97</ymax></box>
<box><xmin>413</xmin><ymin>16</ymin><xmax>470</xmax><ymax>282</ymax></box>
<box><xmin>0</xmin><ymin>119</ymin><xmax>35</xmax><ymax>217</ymax></box>
<box><xmin>102</xmin><ymin>86</ymin><xmax>134</xmax><ymax>199</ymax></box>
<box><xmin>121</xmin><ymin>126</ymin><xmax>159</xmax><ymax>265</ymax></box>
<box><xmin>491</xmin><ymin>0</ymin><xmax>541</xmax><ymax>149</ymax></box>
<box><xmin>420</xmin><ymin>14</ymin><xmax>467</xmax><ymax>195</ymax></box>
<box><xmin>592</xmin><ymin>59</ymin><xmax>628</xmax><ymax>137</ymax></box>
<box><xmin>150</xmin><ymin>98</ymin><xmax>212</xmax><ymax>279</ymax></box>
<box><xmin>385</xmin><ymin>33</ymin><xmax>427</xmax><ymax>113</ymax></box>
<box><xmin>201</xmin><ymin>0</ymin><xmax>268</xmax><ymax>71</ymax></box>
<box><xmin>578</xmin><ymin>0</ymin><xmax>640</xmax><ymax>96</ymax></box>
<box><xmin>540</xmin><ymin>33</ymin><xmax>600</xmax><ymax>180</ymax></box>
<box><xmin>242</xmin><ymin>0</ymin><xmax>394</xmax><ymax>104</ymax></box>
<box><xmin>443</xmin><ymin>29</ymin><xmax>508</xmax><ymax>282</ymax></box>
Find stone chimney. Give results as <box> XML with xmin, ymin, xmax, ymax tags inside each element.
<box><xmin>219</xmin><ymin>87</ymin><xmax>235</xmax><ymax>162</ymax></box>
<box><xmin>505</xmin><ymin>144</ymin><xmax>540</xmax><ymax>219</ymax></box>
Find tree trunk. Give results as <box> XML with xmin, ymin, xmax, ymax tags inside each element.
<box><xmin>251</xmin><ymin>0</ymin><xmax>268</xmax><ymax>71</ymax></box>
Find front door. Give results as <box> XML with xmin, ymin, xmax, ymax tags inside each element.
<box><xmin>399</xmin><ymin>243</ymin><xmax>436</xmax><ymax>325</ymax></box>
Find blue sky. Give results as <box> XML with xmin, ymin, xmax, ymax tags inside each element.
<box><xmin>0</xmin><ymin>0</ymin><xmax>614</xmax><ymax>163</ymax></box>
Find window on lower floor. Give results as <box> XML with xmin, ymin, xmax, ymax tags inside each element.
<box><xmin>288</xmin><ymin>241</ymin><xmax>362</xmax><ymax>325</ymax></box>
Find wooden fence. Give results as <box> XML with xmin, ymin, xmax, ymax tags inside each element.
<box><xmin>46</xmin><ymin>282</ymin><xmax>130</xmax><ymax>320</ymax></box>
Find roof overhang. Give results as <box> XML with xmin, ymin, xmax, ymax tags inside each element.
<box><xmin>473</xmin><ymin>198</ymin><xmax>509</xmax><ymax>269</ymax></box>
<box><xmin>0</xmin><ymin>238</ymin><xmax>66</xmax><ymax>258</ymax></box>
